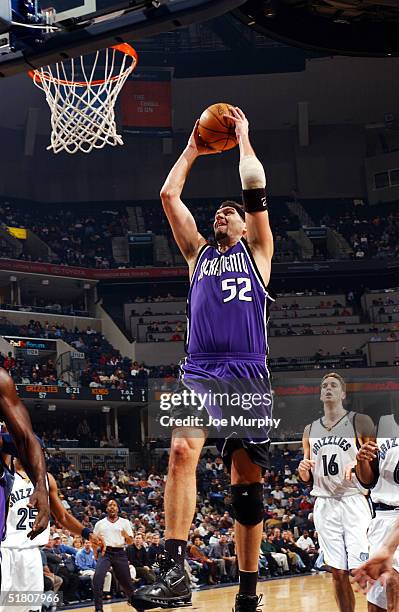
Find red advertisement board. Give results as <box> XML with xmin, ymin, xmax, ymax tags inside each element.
<box><xmin>120</xmin><ymin>69</ymin><xmax>173</xmax><ymax>135</ymax></box>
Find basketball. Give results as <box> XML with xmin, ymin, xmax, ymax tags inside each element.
<box><xmin>198</xmin><ymin>102</ymin><xmax>238</xmax><ymax>152</ymax></box>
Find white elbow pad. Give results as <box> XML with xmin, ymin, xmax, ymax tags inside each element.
<box><xmin>239</xmin><ymin>155</ymin><xmax>266</xmax><ymax>190</ymax></box>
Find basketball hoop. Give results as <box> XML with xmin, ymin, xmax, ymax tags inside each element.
<box><xmin>28</xmin><ymin>43</ymin><xmax>138</xmax><ymax>154</ymax></box>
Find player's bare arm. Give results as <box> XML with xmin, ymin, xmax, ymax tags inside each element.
<box><xmin>345</xmin><ymin>414</ymin><xmax>378</xmax><ymax>487</ymax></box>
<box><xmin>227</xmin><ymin>106</ymin><xmax>273</xmax><ymax>287</ymax></box>
<box><xmin>0</xmin><ymin>368</ymin><xmax>49</xmax><ymax>538</ymax></box>
<box><xmin>48</xmin><ymin>472</ymin><xmax>105</xmax><ymax>552</ymax></box>
<box><xmin>352</xmin><ymin>534</ymin><xmax>399</xmax><ymax>593</ymax></box>
<box><xmin>160</xmin><ymin>121</ymin><xmax>218</xmax><ymax>275</ymax></box>
<box><xmin>298</xmin><ymin>425</ymin><xmax>315</xmax><ymax>483</ymax></box>
<box><xmin>351</xmin><ymin>417</ymin><xmax>378</xmax><ymax>485</ymax></box>
<box><xmin>355</xmin><ymin>413</ymin><xmax>376</xmax><ymax>446</ymax></box>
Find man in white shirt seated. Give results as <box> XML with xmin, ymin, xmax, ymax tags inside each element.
<box><xmin>296</xmin><ymin>530</ymin><xmax>315</xmax><ymax>552</ymax></box>
<box><xmin>295</xmin><ymin>530</ymin><xmax>318</xmax><ymax>569</ymax></box>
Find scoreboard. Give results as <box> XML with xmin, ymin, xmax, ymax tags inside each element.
<box><xmin>15</xmin><ymin>385</ymin><xmax>147</xmax><ymax>403</ymax></box>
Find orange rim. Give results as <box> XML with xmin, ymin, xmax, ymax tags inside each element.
<box><xmin>28</xmin><ymin>43</ymin><xmax>138</xmax><ymax>87</ymax></box>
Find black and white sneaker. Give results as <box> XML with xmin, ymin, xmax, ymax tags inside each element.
<box><xmin>130</xmin><ymin>553</ymin><xmax>192</xmax><ymax>610</ymax></box>
<box><xmin>233</xmin><ymin>594</ymin><xmax>263</xmax><ymax>612</ymax></box>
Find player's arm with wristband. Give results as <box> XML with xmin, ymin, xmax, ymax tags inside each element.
<box><xmin>0</xmin><ymin>368</ymin><xmax>49</xmax><ymax>538</ymax></box>
<box><xmin>298</xmin><ymin>425</ymin><xmax>315</xmax><ymax>485</ymax></box>
<box><xmin>226</xmin><ymin>106</ymin><xmax>273</xmax><ymax>287</ymax></box>
<box><xmin>160</xmin><ymin>121</ymin><xmax>215</xmax><ymax>268</ymax></box>
<box><xmin>48</xmin><ymin>472</ymin><xmax>105</xmax><ymax>553</ymax></box>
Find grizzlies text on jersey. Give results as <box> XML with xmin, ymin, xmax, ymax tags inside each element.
<box><xmin>2</xmin><ymin>471</ymin><xmax>50</xmax><ymax>548</ymax></box>
<box><xmin>310</xmin><ymin>412</ymin><xmax>366</xmax><ymax>497</ymax></box>
<box><xmin>372</xmin><ymin>414</ymin><xmax>399</xmax><ymax>506</ymax></box>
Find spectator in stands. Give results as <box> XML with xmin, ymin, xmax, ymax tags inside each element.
<box><xmin>296</xmin><ymin>529</ymin><xmax>317</xmax><ymax>566</ymax></box>
<box><xmin>3</xmin><ymin>352</ymin><xmax>15</xmax><ymax>371</ymax></box>
<box><xmin>41</xmin><ymin>548</ymin><xmax>63</xmax><ymax>595</ymax></box>
<box><xmin>188</xmin><ymin>536</ymin><xmax>218</xmax><ymax>585</ymax></box>
<box><xmin>272</xmin><ymin>528</ymin><xmax>301</xmax><ymax>572</ymax></box>
<box><xmin>127</xmin><ymin>533</ymin><xmax>156</xmax><ymax>585</ymax></box>
<box><xmin>147</xmin><ymin>533</ymin><xmax>165</xmax><ymax>566</ymax></box>
<box><xmin>265</xmin><ymin>512</ymin><xmax>282</xmax><ymax>530</ymax></box>
<box><xmin>282</xmin><ymin>530</ymin><xmax>312</xmax><ymax>571</ymax></box>
<box><xmin>260</xmin><ymin>532</ymin><xmax>289</xmax><ymax>575</ymax></box>
<box><xmin>77</xmin><ymin>419</ymin><xmax>91</xmax><ymax>446</ymax></box>
<box><xmin>75</xmin><ymin>540</ymin><xmax>112</xmax><ymax>600</ymax></box>
<box><xmin>208</xmin><ymin>534</ymin><xmax>237</xmax><ymax>582</ymax></box>
<box><xmin>42</xmin><ymin>537</ymin><xmax>81</xmax><ymax>604</ymax></box>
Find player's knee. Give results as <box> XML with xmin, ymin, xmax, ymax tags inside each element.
<box><xmin>231</xmin><ymin>482</ymin><xmax>264</xmax><ymax>526</ymax></box>
<box><xmin>169</xmin><ymin>437</ymin><xmax>197</xmax><ymax>467</ymax></box>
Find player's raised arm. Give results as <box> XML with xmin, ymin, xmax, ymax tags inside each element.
<box><xmin>227</xmin><ymin>107</ymin><xmax>273</xmax><ymax>286</ymax></box>
<box><xmin>0</xmin><ymin>368</ymin><xmax>49</xmax><ymax>538</ymax></box>
<box><xmin>160</xmin><ymin>121</ymin><xmax>217</xmax><ymax>267</ymax></box>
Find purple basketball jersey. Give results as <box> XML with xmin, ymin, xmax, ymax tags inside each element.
<box><xmin>186</xmin><ymin>239</ymin><xmax>274</xmax><ymax>357</ymax></box>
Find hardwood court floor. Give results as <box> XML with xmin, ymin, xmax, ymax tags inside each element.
<box><xmin>74</xmin><ymin>573</ymin><xmax>368</xmax><ymax>612</ymax></box>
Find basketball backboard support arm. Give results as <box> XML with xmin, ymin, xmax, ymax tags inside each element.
<box><xmin>0</xmin><ymin>0</ymin><xmax>247</xmax><ymax>78</ymax></box>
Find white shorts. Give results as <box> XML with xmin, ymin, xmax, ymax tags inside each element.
<box><xmin>367</xmin><ymin>510</ymin><xmax>399</xmax><ymax>609</ymax></box>
<box><xmin>0</xmin><ymin>547</ymin><xmax>44</xmax><ymax>612</ymax></box>
<box><xmin>313</xmin><ymin>495</ymin><xmax>372</xmax><ymax>571</ymax></box>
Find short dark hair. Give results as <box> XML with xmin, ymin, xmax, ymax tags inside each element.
<box><xmin>216</xmin><ymin>200</ymin><xmax>245</xmax><ymax>221</ymax></box>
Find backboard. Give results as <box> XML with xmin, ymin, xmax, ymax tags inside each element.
<box><xmin>39</xmin><ymin>0</ymin><xmax>130</xmax><ymax>25</ymax></box>
<box><xmin>0</xmin><ymin>0</ymin><xmax>247</xmax><ymax>78</ymax></box>
<box><xmin>40</xmin><ymin>0</ymin><xmax>99</xmax><ymax>23</ymax></box>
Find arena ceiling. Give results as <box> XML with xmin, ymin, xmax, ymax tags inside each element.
<box><xmin>233</xmin><ymin>0</ymin><xmax>399</xmax><ymax>56</ymax></box>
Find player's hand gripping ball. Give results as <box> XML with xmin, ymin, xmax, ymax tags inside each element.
<box><xmin>198</xmin><ymin>102</ymin><xmax>238</xmax><ymax>152</ymax></box>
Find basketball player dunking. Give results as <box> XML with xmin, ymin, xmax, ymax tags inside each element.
<box><xmin>0</xmin><ymin>454</ymin><xmax>104</xmax><ymax>612</ymax></box>
<box><xmin>298</xmin><ymin>372</ymin><xmax>374</xmax><ymax>612</ymax></box>
<box><xmin>0</xmin><ymin>368</ymin><xmax>49</xmax><ymax>545</ymax></box>
<box><xmin>350</xmin><ymin>413</ymin><xmax>399</xmax><ymax>611</ymax></box>
<box><xmin>131</xmin><ymin>107</ymin><xmax>274</xmax><ymax>612</ymax></box>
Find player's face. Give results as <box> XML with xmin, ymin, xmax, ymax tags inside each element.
<box><xmin>320</xmin><ymin>377</ymin><xmax>346</xmax><ymax>405</ymax></box>
<box><xmin>214</xmin><ymin>207</ymin><xmax>246</xmax><ymax>242</ymax></box>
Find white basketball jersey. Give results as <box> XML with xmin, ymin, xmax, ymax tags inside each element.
<box><xmin>2</xmin><ymin>471</ymin><xmax>50</xmax><ymax>549</ymax></box>
<box><xmin>372</xmin><ymin>414</ymin><xmax>399</xmax><ymax>506</ymax></box>
<box><xmin>310</xmin><ymin>411</ymin><xmax>367</xmax><ymax>497</ymax></box>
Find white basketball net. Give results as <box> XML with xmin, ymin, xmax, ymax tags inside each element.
<box><xmin>30</xmin><ymin>44</ymin><xmax>138</xmax><ymax>154</ymax></box>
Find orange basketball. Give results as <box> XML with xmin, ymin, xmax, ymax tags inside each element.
<box><xmin>198</xmin><ymin>102</ymin><xmax>238</xmax><ymax>152</ymax></box>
